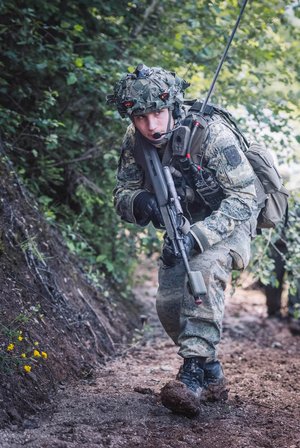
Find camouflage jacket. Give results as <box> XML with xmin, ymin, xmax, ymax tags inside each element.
<box><xmin>113</xmin><ymin>111</ymin><xmax>258</xmax><ymax>251</ymax></box>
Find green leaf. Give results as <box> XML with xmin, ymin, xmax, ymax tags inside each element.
<box><xmin>74</xmin><ymin>58</ymin><xmax>83</xmax><ymax>68</ymax></box>
<box><xmin>73</xmin><ymin>24</ymin><xmax>83</xmax><ymax>32</ymax></box>
<box><xmin>66</xmin><ymin>73</ymin><xmax>77</xmax><ymax>85</ymax></box>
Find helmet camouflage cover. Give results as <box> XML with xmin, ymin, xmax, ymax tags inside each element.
<box><xmin>107</xmin><ymin>64</ymin><xmax>190</xmax><ymax>118</ymax></box>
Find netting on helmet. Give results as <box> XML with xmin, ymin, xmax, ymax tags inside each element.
<box><xmin>107</xmin><ymin>64</ymin><xmax>190</xmax><ymax>118</ymax></box>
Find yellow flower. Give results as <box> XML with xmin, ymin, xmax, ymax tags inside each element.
<box><xmin>41</xmin><ymin>351</ymin><xmax>48</xmax><ymax>359</ymax></box>
<box><xmin>33</xmin><ymin>349</ymin><xmax>41</xmax><ymax>357</ymax></box>
<box><xmin>34</xmin><ymin>341</ymin><xmax>39</xmax><ymax>346</ymax></box>
<box><xmin>7</xmin><ymin>343</ymin><xmax>14</xmax><ymax>351</ymax></box>
<box><xmin>24</xmin><ymin>365</ymin><xmax>32</xmax><ymax>373</ymax></box>
<box><xmin>18</xmin><ymin>336</ymin><xmax>23</xmax><ymax>341</ymax></box>
<box><xmin>21</xmin><ymin>353</ymin><xmax>27</xmax><ymax>358</ymax></box>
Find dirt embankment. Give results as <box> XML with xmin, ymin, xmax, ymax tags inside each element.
<box><xmin>0</xmin><ymin>259</ymin><xmax>299</xmax><ymax>448</ymax></box>
<box><xmin>0</xmin><ymin>154</ymin><xmax>139</xmax><ymax>428</ymax></box>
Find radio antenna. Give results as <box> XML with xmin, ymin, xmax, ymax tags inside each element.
<box><xmin>200</xmin><ymin>0</ymin><xmax>249</xmax><ymax>113</ymax></box>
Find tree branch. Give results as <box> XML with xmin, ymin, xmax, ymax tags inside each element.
<box><xmin>131</xmin><ymin>0</ymin><xmax>160</xmax><ymax>38</ymax></box>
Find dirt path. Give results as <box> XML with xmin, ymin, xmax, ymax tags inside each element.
<box><xmin>1</xmin><ymin>259</ymin><xmax>300</xmax><ymax>448</ymax></box>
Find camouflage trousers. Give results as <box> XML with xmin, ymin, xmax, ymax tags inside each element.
<box><xmin>156</xmin><ymin>221</ymin><xmax>254</xmax><ymax>360</ymax></box>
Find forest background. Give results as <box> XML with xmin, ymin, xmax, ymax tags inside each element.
<box><xmin>0</xmin><ymin>0</ymin><xmax>300</xmax><ymax>322</ymax></box>
<box><xmin>0</xmin><ymin>0</ymin><xmax>300</xmax><ymax>427</ymax></box>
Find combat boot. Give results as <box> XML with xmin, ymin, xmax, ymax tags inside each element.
<box><xmin>160</xmin><ymin>357</ymin><xmax>205</xmax><ymax>416</ymax></box>
<box><xmin>201</xmin><ymin>360</ymin><xmax>229</xmax><ymax>402</ymax></box>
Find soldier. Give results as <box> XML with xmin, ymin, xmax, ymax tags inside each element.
<box><xmin>107</xmin><ymin>64</ymin><xmax>259</xmax><ymax>416</ymax></box>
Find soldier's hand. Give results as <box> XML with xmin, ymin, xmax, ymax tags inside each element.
<box><xmin>133</xmin><ymin>191</ymin><xmax>164</xmax><ymax>228</ymax></box>
<box><xmin>161</xmin><ymin>233</ymin><xmax>197</xmax><ymax>267</ymax></box>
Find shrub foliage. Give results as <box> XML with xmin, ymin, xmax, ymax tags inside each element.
<box><xmin>0</xmin><ymin>0</ymin><xmax>299</xmax><ymax>289</ymax></box>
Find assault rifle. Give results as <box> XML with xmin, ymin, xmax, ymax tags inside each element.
<box><xmin>141</xmin><ymin>139</ymin><xmax>207</xmax><ymax>305</ymax></box>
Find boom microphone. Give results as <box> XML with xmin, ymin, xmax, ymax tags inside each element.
<box><xmin>153</xmin><ymin>130</ymin><xmax>173</xmax><ymax>139</ymax></box>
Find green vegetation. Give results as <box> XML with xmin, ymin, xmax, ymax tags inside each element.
<box><xmin>0</xmin><ymin>0</ymin><xmax>299</xmax><ymax>292</ymax></box>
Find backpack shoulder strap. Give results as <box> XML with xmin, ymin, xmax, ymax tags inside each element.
<box><xmin>184</xmin><ymin>100</ymin><xmax>250</xmax><ymax>150</ymax></box>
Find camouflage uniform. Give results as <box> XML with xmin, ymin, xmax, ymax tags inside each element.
<box><xmin>114</xmin><ymin>110</ymin><xmax>258</xmax><ymax>361</ymax></box>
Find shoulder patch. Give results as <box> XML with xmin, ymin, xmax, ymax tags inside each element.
<box><xmin>223</xmin><ymin>145</ymin><xmax>241</xmax><ymax>168</ymax></box>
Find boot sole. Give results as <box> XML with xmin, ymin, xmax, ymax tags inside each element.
<box><xmin>160</xmin><ymin>380</ymin><xmax>201</xmax><ymax>417</ymax></box>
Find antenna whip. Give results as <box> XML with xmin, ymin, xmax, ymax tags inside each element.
<box><xmin>200</xmin><ymin>0</ymin><xmax>249</xmax><ymax>113</ymax></box>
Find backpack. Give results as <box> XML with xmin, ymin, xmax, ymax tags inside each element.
<box><xmin>182</xmin><ymin>101</ymin><xmax>289</xmax><ymax>229</ymax></box>
<box><xmin>242</xmin><ymin>141</ymin><xmax>289</xmax><ymax>229</ymax></box>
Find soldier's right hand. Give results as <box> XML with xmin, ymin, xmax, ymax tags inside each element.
<box><xmin>161</xmin><ymin>233</ymin><xmax>197</xmax><ymax>267</ymax></box>
<box><xmin>133</xmin><ymin>191</ymin><xmax>164</xmax><ymax>228</ymax></box>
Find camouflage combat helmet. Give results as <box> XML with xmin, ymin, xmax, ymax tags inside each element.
<box><xmin>107</xmin><ymin>64</ymin><xmax>189</xmax><ymax>118</ymax></box>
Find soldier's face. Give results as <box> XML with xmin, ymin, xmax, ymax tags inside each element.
<box><xmin>133</xmin><ymin>108</ymin><xmax>173</xmax><ymax>142</ymax></box>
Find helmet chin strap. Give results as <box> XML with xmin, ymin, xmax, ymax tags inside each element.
<box><xmin>167</xmin><ymin>108</ymin><xmax>173</xmax><ymax>133</ymax></box>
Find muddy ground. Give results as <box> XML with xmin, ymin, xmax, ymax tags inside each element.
<box><xmin>0</xmin><ymin>258</ymin><xmax>300</xmax><ymax>448</ymax></box>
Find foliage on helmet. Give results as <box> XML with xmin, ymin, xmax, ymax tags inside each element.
<box><xmin>107</xmin><ymin>64</ymin><xmax>190</xmax><ymax>118</ymax></box>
